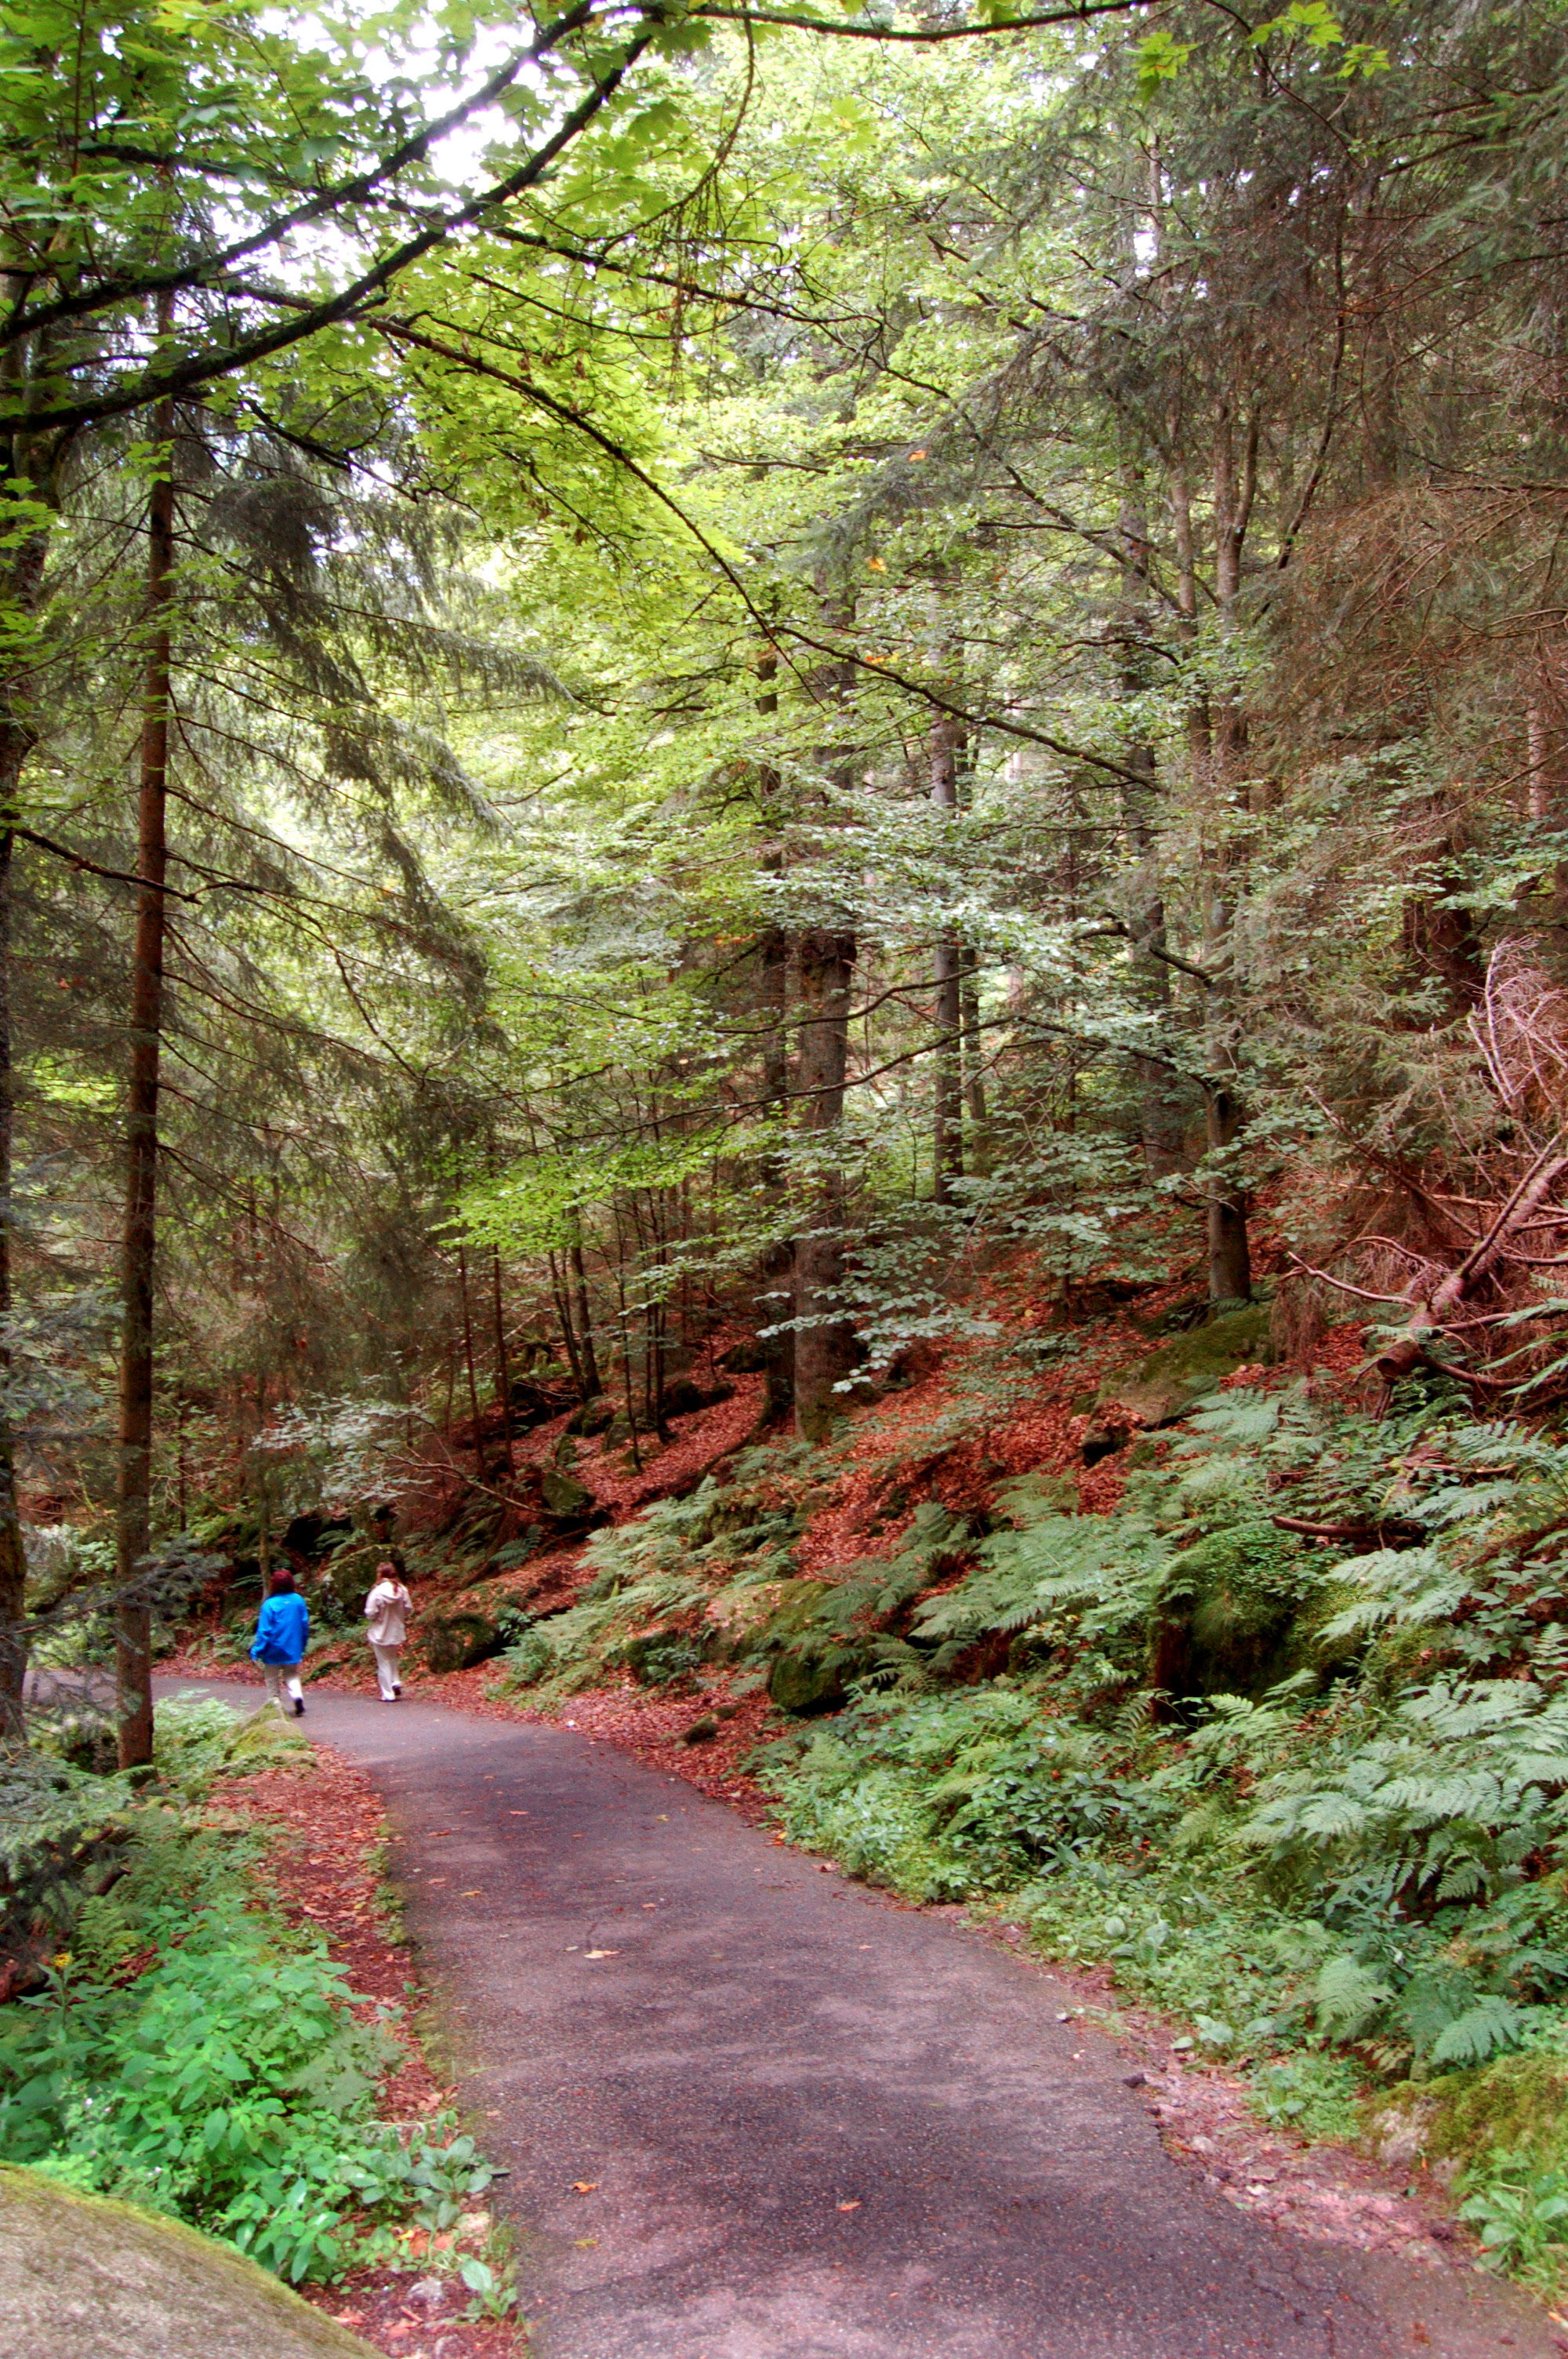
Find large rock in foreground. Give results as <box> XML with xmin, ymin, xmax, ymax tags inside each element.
<box><xmin>0</xmin><ymin>2164</ymin><xmax>380</xmax><ymax>2358</ymax></box>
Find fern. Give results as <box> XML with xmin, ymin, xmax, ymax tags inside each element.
<box><xmin>1429</xmin><ymin>1995</ymin><xmax>1532</xmax><ymax>2067</ymax></box>
<box><xmin>1314</xmin><ymin>1953</ymin><xmax>1392</xmax><ymax>2040</ymax></box>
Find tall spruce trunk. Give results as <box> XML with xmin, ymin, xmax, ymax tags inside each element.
<box><xmin>1118</xmin><ymin>478</ymin><xmax>1185</xmax><ymax>1177</ymax></box>
<box><xmin>1203</xmin><ymin>1078</ymin><xmax>1253</xmax><ymax>1304</ymax></box>
<box><xmin>0</xmin><ymin>772</ymin><xmax>28</xmax><ymax>1729</ymax></box>
<box><xmin>114</xmin><ymin>374</ymin><xmax>176</xmax><ymax>1771</ymax></box>
<box><xmin>1189</xmin><ymin>405</ymin><xmax>1259</xmax><ymax>1306</ymax></box>
<box><xmin>0</xmin><ymin>311</ymin><xmax>54</xmax><ymax>1731</ymax></box>
<box><xmin>756</xmin><ymin>918</ymin><xmax>796</xmax><ymax>1423</ymax></box>
<box><xmin>930</xmin><ymin>717</ymin><xmax>964</xmax><ymax>1202</ymax></box>
<box><xmin>456</xmin><ymin>1242</ymin><xmax>485</xmax><ymax>1475</ymax></box>
<box><xmin>753</xmin><ymin>658</ymin><xmax>796</xmax><ymax>1422</ymax></box>
<box><xmin>569</xmin><ymin>1230</ymin><xmax>601</xmax><ymax>1398</ymax></box>
<box><xmin>491</xmin><ymin>1246</ymin><xmax>514</xmax><ymax>1476</ymax></box>
<box><xmin>960</xmin><ymin>948</ymin><xmax>987</xmax><ymax>1151</ymax></box>
<box><xmin>793</xmin><ymin>925</ymin><xmax>855</xmax><ymax>1442</ymax></box>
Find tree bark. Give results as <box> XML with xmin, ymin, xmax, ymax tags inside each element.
<box><xmin>1203</xmin><ymin>1078</ymin><xmax>1253</xmax><ymax>1305</ymax></box>
<box><xmin>569</xmin><ymin>1230</ymin><xmax>601</xmax><ymax>1397</ymax></box>
<box><xmin>115</xmin><ymin>356</ymin><xmax>176</xmax><ymax>1770</ymax></box>
<box><xmin>1526</xmin><ymin>657</ymin><xmax>1568</xmax><ymax>940</ymax></box>
<box><xmin>793</xmin><ymin>925</ymin><xmax>856</xmax><ymax>1442</ymax></box>
<box><xmin>0</xmin><ymin>804</ymin><xmax>27</xmax><ymax>1731</ymax></box>
<box><xmin>756</xmin><ymin>918</ymin><xmax>796</xmax><ymax>1422</ymax></box>
<box><xmin>548</xmin><ymin>1249</ymin><xmax>586</xmax><ymax>1395</ymax></box>
<box><xmin>456</xmin><ymin>1241</ymin><xmax>485</xmax><ymax>1475</ymax></box>
<box><xmin>0</xmin><ymin>300</ymin><xmax>56</xmax><ymax>1732</ymax></box>
<box><xmin>752</xmin><ymin>652</ymin><xmax>797</xmax><ymax>1423</ymax></box>
<box><xmin>960</xmin><ymin>947</ymin><xmax>987</xmax><ymax>1150</ymax></box>
<box><xmin>490</xmin><ymin>1245</ymin><xmax>514</xmax><ymax>1476</ymax></box>
<box><xmin>1118</xmin><ymin>474</ymin><xmax>1185</xmax><ymax>1177</ymax></box>
<box><xmin>930</xmin><ymin>716</ymin><xmax>964</xmax><ymax>1203</ymax></box>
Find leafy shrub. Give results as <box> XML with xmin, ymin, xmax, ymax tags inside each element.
<box><xmin>495</xmin><ymin>1625</ymin><xmax>555</xmax><ymax>1690</ymax></box>
<box><xmin>1459</xmin><ymin>2158</ymin><xmax>1568</xmax><ymax>2287</ymax></box>
<box><xmin>0</xmin><ymin>1750</ymin><xmax>131</xmax><ymax>1986</ymax></box>
<box><xmin>1249</xmin><ymin>2052</ymin><xmax>1365</xmax><ymax>2140</ymax></box>
<box><xmin>0</xmin><ymin>1797</ymin><xmax>496</xmax><ymax>2286</ymax></box>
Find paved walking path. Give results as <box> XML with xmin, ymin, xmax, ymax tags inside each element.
<box><xmin>165</xmin><ymin>1678</ymin><xmax>1559</xmax><ymax>2359</ymax></box>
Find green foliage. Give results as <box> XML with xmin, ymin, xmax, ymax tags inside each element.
<box><xmin>1248</xmin><ymin>2052</ymin><xmax>1365</xmax><ymax>2140</ymax></box>
<box><xmin>493</xmin><ymin>1450</ymin><xmax>813</xmax><ymax>1699</ymax></box>
<box><xmin>1458</xmin><ymin>2160</ymin><xmax>1568</xmax><ymax>2286</ymax></box>
<box><xmin>0</xmin><ymin>1748</ymin><xmax>131</xmax><ymax>1968</ymax></box>
<box><xmin>747</xmin><ymin>1388</ymin><xmax>1568</xmax><ymax>2196</ymax></box>
<box><xmin>0</xmin><ymin>1806</ymin><xmax>499</xmax><ymax>2288</ymax></box>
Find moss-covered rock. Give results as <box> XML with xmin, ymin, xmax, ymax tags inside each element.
<box><xmin>768</xmin><ymin>1646</ymin><xmax>855</xmax><ymax>1715</ymax></box>
<box><xmin>1098</xmin><ymin>1303</ymin><xmax>1274</xmax><ymax>1432</ymax></box>
<box><xmin>566</xmin><ymin>1393</ymin><xmax>615</xmax><ymax>1436</ymax></box>
<box><xmin>540</xmin><ymin>1467</ymin><xmax>595</xmax><ymax>1521</ymax></box>
<box><xmin>615</xmin><ymin>1627</ymin><xmax>706</xmax><ymax>1685</ymax></box>
<box><xmin>1149</xmin><ymin>1521</ymin><xmax>1308</xmax><ymax>1697</ymax></box>
<box><xmin>226</xmin><ymin>1706</ymin><xmax>309</xmax><ymax>1761</ymax></box>
<box><xmin>422</xmin><ymin>1608</ymin><xmax>503</xmax><ymax>1673</ymax></box>
<box><xmin>1427</xmin><ymin>2053</ymin><xmax>1568</xmax><ymax>2177</ymax></box>
<box><xmin>0</xmin><ymin>2164</ymin><xmax>380</xmax><ymax>2359</ymax></box>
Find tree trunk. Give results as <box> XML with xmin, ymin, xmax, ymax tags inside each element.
<box><xmin>456</xmin><ymin>1241</ymin><xmax>484</xmax><ymax>1475</ymax></box>
<box><xmin>569</xmin><ymin>1230</ymin><xmax>601</xmax><ymax>1397</ymax></box>
<box><xmin>1526</xmin><ymin>660</ymin><xmax>1568</xmax><ymax>940</ymax></box>
<box><xmin>1211</xmin><ymin>405</ymin><xmax>1258</xmax><ymax>771</ymax></box>
<box><xmin>490</xmin><ymin>1246</ymin><xmax>514</xmax><ymax>1476</ymax></box>
<box><xmin>0</xmin><ymin>298</ymin><xmax>58</xmax><ymax>1731</ymax></box>
<box><xmin>0</xmin><ymin>822</ymin><xmax>25</xmax><ymax>1733</ymax></box>
<box><xmin>548</xmin><ymin>1249</ymin><xmax>586</xmax><ymax>1395</ymax></box>
<box><xmin>930</xmin><ymin>717</ymin><xmax>964</xmax><ymax>1203</ymax></box>
<box><xmin>1203</xmin><ymin>1080</ymin><xmax>1253</xmax><ymax>1305</ymax></box>
<box><xmin>1119</xmin><ymin>475</ymin><xmax>1185</xmax><ymax>1178</ymax></box>
<box><xmin>115</xmin><ymin>360</ymin><xmax>176</xmax><ymax>1771</ymax></box>
<box><xmin>793</xmin><ymin>925</ymin><xmax>856</xmax><ymax>1442</ymax></box>
<box><xmin>960</xmin><ymin>947</ymin><xmax>987</xmax><ymax>1150</ymax></box>
<box><xmin>752</xmin><ymin>654</ymin><xmax>797</xmax><ymax>1422</ymax></box>
<box><xmin>756</xmin><ymin>921</ymin><xmax>796</xmax><ymax>1423</ymax></box>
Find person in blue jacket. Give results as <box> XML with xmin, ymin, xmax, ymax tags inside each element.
<box><xmin>250</xmin><ymin>1569</ymin><xmax>310</xmax><ymax>1718</ymax></box>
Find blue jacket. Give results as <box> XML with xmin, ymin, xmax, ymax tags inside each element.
<box><xmin>251</xmin><ymin>1591</ymin><xmax>310</xmax><ymax>1667</ymax></box>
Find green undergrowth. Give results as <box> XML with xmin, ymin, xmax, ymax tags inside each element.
<box><xmin>488</xmin><ymin>1441</ymin><xmax>822</xmax><ymax>1699</ymax></box>
<box><xmin>0</xmin><ymin>1696</ymin><xmax>512</xmax><ymax>2308</ymax></box>
<box><xmin>750</xmin><ymin>1381</ymin><xmax>1568</xmax><ymax>2296</ymax></box>
<box><xmin>483</xmin><ymin>1364</ymin><xmax>1568</xmax><ymax>2298</ymax></box>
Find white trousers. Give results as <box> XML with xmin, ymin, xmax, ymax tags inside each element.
<box><xmin>262</xmin><ymin>1662</ymin><xmax>303</xmax><ymax>1717</ymax></box>
<box><xmin>372</xmin><ymin>1642</ymin><xmax>403</xmax><ymax>1699</ymax></box>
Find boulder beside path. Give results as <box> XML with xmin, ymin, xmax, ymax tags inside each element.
<box><xmin>0</xmin><ymin>2163</ymin><xmax>380</xmax><ymax>2359</ymax></box>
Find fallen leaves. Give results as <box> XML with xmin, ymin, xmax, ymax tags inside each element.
<box><xmin>215</xmin><ymin>1751</ymin><xmax>515</xmax><ymax>2359</ymax></box>
<box><xmin>837</xmin><ymin>2200</ymin><xmax>861</xmax><ymax>2213</ymax></box>
<box><xmin>571</xmin><ymin>2182</ymin><xmax>600</xmax><ymax>2194</ymax></box>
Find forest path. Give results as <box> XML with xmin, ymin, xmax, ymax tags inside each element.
<box><xmin>165</xmin><ymin>1676</ymin><xmax>1555</xmax><ymax>2359</ymax></box>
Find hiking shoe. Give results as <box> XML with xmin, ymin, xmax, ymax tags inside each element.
<box><xmin>393</xmin><ymin>1685</ymin><xmax>402</xmax><ymax>1697</ymax></box>
<box><xmin>292</xmin><ymin>1699</ymin><xmax>305</xmax><ymax>1717</ymax></box>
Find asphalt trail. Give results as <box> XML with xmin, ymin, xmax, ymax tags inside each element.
<box><xmin>164</xmin><ymin>1677</ymin><xmax>1559</xmax><ymax>2359</ymax></box>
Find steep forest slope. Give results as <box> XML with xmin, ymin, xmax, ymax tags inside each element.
<box><xmin>166</xmin><ymin>1222</ymin><xmax>1568</xmax><ymax>2306</ymax></box>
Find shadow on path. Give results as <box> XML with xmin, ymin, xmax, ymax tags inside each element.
<box><xmin>161</xmin><ymin>1676</ymin><xmax>1560</xmax><ymax>2359</ymax></box>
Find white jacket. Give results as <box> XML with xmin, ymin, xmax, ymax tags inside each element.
<box><xmin>365</xmin><ymin>1579</ymin><xmax>410</xmax><ymax>1648</ymax></box>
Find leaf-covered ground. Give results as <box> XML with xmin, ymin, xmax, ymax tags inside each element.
<box><xmin>207</xmin><ymin>1745</ymin><xmax>524</xmax><ymax>2359</ymax></box>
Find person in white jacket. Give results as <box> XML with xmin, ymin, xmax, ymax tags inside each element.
<box><xmin>364</xmin><ymin>1562</ymin><xmax>412</xmax><ymax>1701</ymax></box>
